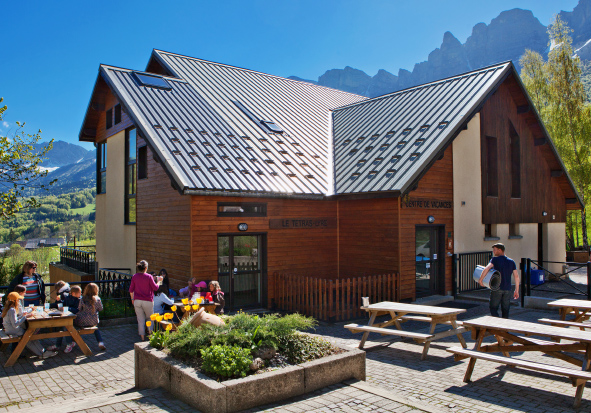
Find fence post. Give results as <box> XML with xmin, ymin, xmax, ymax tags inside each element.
<box><xmin>526</xmin><ymin>258</ymin><xmax>532</xmax><ymax>298</ymax></box>
<box><xmin>587</xmin><ymin>261</ymin><xmax>591</xmax><ymax>300</ymax></box>
<box><xmin>452</xmin><ymin>254</ymin><xmax>458</xmax><ymax>298</ymax></box>
<box><xmin>520</xmin><ymin>258</ymin><xmax>527</xmax><ymax>308</ymax></box>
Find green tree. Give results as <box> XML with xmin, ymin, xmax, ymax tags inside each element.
<box><xmin>0</xmin><ymin>98</ymin><xmax>56</xmax><ymax>218</ymax></box>
<box><xmin>520</xmin><ymin>16</ymin><xmax>591</xmax><ymax>249</ymax></box>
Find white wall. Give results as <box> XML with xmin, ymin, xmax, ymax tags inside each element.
<box><xmin>452</xmin><ymin>113</ymin><xmax>566</xmax><ymax>276</ymax></box>
<box><xmin>95</xmin><ymin>130</ymin><xmax>136</xmax><ymax>273</ymax></box>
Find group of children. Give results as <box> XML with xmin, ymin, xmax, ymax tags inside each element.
<box><xmin>1</xmin><ymin>280</ymin><xmax>105</xmax><ymax>359</ymax></box>
<box><xmin>177</xmin><ymin>278</ymin><xmax>225</xmax><ymax>314</ymax></box>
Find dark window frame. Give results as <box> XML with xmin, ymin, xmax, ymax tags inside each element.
<box><xmin>138</xmin><ymin>145</ymin><xmax>148</xmax><ymax>180</ymax></box>
<box><xmin>485</xmin><ymin>136</ymin><xmax>498</xmax><ymax>197</ymax></box>
<box><xmin>97</xmin><ymin>142</ymin><xmax>107</xmax><ymax>194</ymax></box>
<box><xmin>106</xmin><ymin>108</ymin><xmax>113</xmax><ymax>130</ymax></box>
<box><xmin>217</xmin><ymin>202</ymin><xmax>267</xmax><ymax>217</ymax></box>
<box><xmin>125</xmin><ymin>128</ymin><xmax>137</xmax><ymax>225</ymax></box>
<box><xmin>509</xmin><ymin>122</ymin><xmax>521</xmax><ymax>199</ymax></box>
<box><xmin>114</xmin><ymin>104</ymin><xmax>122</xmax><ymax>125</ymax></box>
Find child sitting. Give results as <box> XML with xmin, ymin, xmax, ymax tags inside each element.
<box><xmin>179</xmin><ymin>277</ymin><xmax>196</xmax><ymax>298</ymax></box>
<box><xmin>48</xmin><ymin>285</ymin><xmax>82</xmax><ymax>351</ymax></box>
<box><xmin>2</xmin><ymin>292</ymin><xmax>57</xmax><ymax>359</ymax></box>
<box><xmin>193</xmin><ymin>281</ymin><xmax>208</xmax><ymax>298</ymax></box>
<box><xmin>73</xmin><ymin>283</ymin><xmax>105</xmax><ymax>352</ymax></box>
<box><xmin>208</xmin><ymin>281</ymin><xmax>225</xmax><ymax>314</ymax></box>
<box><xmin>153</xmin><ymin>284</ymin><xmax>174</xmax><ymax>315</ymax></box>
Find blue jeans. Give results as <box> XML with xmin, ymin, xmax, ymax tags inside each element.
<box><xmin>490</xmin><ymin>290</ymin><xmax>512</xmax><ymax>318</ymax></box>
<box><xmin>56</xmin><ymin>329</ymin><xmax>103</xmax><ymax>346</ymax></box>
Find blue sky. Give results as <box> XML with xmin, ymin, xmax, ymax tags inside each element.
<box><xmin>0</xmin><ymin>0</ymin><xmax>578</xmax><ymax>150</ymax></box>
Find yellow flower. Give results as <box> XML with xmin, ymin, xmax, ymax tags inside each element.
<box><xmin>181</xmin><ymin>298</ymin><xmax>189</xmax><ymax>305</ymax></box>
<box><xmin>150</xmin><ymin>314</ymin><xmax>158</xmax><ymax>321</ymax></box>
<box><xmin>184</xmin><ymin>305</ymin><xmax>191</xmax><ymax>311</ymax></box>
<box><xmin>166</xmin><ymin>324</ymin><xmax>172</xmax><ymax>331</ymax></box>
<box><xmin>145</xmin><ymin>321</ymin><xmax>152</xmax><ymax>327</ymax></box>
<box><xmin>167</xmin><ymin>313</ymin><xmax>175</xmax><ymax>320</ymax></box>
<box><xmin>171</xmin><ymin>305</ymin><xmax>177</xmax><ymax>312</ymax></box>
<box><xmin>192</xmin><ymin>305</ymin><xmax>198</xmax><ymax>310</ymax></box>
<box><xmin>157</xmin><ymin>315</ymin><xmax>163</xmax><ymax>322</ymax></box>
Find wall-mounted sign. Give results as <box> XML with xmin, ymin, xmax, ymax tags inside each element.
<box><xmin>269</xmin><ymin>218</ymin><xmax>337</xmax><ymax>229</ymax></box>
<box><xmin>401</xmin><ymin>196</ymin><xmax>452</xmax><ymax>209</ymax></box>
<box><xmin>238</xmin><ymin>223</ymin><xmax>248</xmax><ymax>231</ymax></box>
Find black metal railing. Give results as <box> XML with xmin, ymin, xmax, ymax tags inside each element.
<box><xmin>60</xmin><ymin>246</ymin><xmax>96</xmax><ymax>274</ymax></box>
<box><xmin>0</xmin><ymin>268</ymin><xmax>134</xmax><ymax>319</ymax></box>
<box><xmin>520</xmin><ymin>258</ymin><xmax>591</xmax><ymax>306</ymax></box>
<box><xmin>453</xmin><ymin>251</ymin><xmax>493</xmax><ymax>296</ymax></box>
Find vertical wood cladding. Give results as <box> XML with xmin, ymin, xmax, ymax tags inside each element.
<box><xmin>136</xmin><ymin>137</ymin><xmax>192</xmax><ymax>290</ymax></box>
<box><xmin>399</xmin><ymin>145</ymin><xmax>454</xmax><ymax>300</ymax></box>
<box><xmin>95</xmin><ymin>87</ymin><xmax>133</xmax><ymax>143</ymax></box>
<box><xmin>190</xmin><ymin>196</ymin><xmax>339</xmax><ymax>304</ymax></box>
<box><xmin>480</xmin><ymin>77</ymin><xmax>567</xmax><ymax>224</ymax></box>
<box><xmin>338</xmin><ymin>198</ymin><xmax>399</xmax><ymax>277</ymax></box>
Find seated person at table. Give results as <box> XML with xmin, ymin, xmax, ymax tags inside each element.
<box><xmin>194</xmin><ymin>281</ymin><xmax>208</xmax><ymax>298</ymax></box>
<box><xmin>179</xmin><ymin>277</ymin><xmax>196</xmax><ymax>298</ymax></box>
<box><xmin>208</xmin><ymin>281</ymin><xmax>225</xmax><ymax>314</ymax></box>
<box><xmin>9</xmin><ymin>285</ymin><xmax>27</xmax><ymax>352</ymax></box>
<box><xmin>51</xmin><ymin>280</ymin><xmax>71</xmax><ymax>308</ymax></box>
<box><xmin>2</xmin><ymin>292</ymin><xmax>57</xmax><ymax>359</ymax></box>
<box><xmin>153</xmin><ymin>284</ymin><xmax>174</xmax><ymax>315</ymax></box>
<box><xmin>74</xmin><ymin>283</ymin><xmax>105</xmax><ymax>352</ymax></box>
<box><xmin>158</xmin><ymin>269</ymin><xmax>171</xmax><ymax>294</ymax></box>
<box><xmin>48</xmin><ymin>285</ymin><xmax>82</xmax><ymax>351</ymax></box>
<box><xmin>8</xmin><ymin>261</ymin><xmax>45</xmax><ymax>307</ymax></box>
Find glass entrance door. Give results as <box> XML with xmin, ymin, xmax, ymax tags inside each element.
<box><xmin>218</xmin><ymin>235</ymin><xmax>265</xmax><ymax>310</ymax></box>
<box><xmin>415</xmin><ymin>226</ymin><xmax>443</xmax><ymax>297</ymax></box>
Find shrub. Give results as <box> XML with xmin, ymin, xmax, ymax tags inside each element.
<box><xmin>166</xmin><ymin>321</ymin><xmax>221</xmax><ymax>360</ymax></box>
<box><xmin>201</xmin><ymin>345</ymin><xmax>253</xmax><ymax>379</ymax></box>
<box><xmin>149</xmin><ymin>330</ymin><xmax>169</xmax><ymax>349</ymax></box>
<box><xmin>279</xmin><ymin>333</ymin><xmax>336</xmax><ymax>364</ymax></box>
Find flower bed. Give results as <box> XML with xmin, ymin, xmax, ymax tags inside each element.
<box><xmin>135</xmin><ymin>313</ymin><xmax>365</xmax><ymax>412</ymax></box>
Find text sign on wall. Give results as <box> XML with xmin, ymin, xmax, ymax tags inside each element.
<box><xmin>401</xmin><ymin>197</ymin><xmax>452</xmax><ymax>209</ymax></box>
<box><xmin>269</xmin><ymin>218</ymin><xmax>337</xmax><ymax>229</ymax></box>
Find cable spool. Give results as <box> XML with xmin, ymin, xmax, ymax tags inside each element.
<box><xmin>473</xmin><ymin>265</ymin><xmax>501</xmax><ymax>291</ymax></box>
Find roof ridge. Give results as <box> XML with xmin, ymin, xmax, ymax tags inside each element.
<box><xmin>332</xmin><ymin>61</ymin><xmax>513</xmax><ymax>112</ymax></box>
<box><xmin>152</xmin><ymin>49</ymin><xmax>368</xmax><ymax>100</ymax></box>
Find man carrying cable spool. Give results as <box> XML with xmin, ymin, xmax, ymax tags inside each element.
<box><xmin>479</xmin><ymin>243</ymin><xmax>520</xmax><ymax>319</ymax></box>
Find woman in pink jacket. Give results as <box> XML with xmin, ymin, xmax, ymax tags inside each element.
<box><xmin>129</xmin><ymin>260</ymin><xmax>162</xmax><ymax>340</ymax></box>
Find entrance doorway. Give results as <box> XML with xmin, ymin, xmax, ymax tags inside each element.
<box><xmin>415</xmin><ymin>225</ymin><xmax>445</xmax><ymax>297</ymax></box>
<box><xmin>217</xmin><ymin>234</ymin><xmax>266</xmax><ymax>310</ymax></box>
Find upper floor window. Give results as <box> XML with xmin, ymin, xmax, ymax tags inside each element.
<box><xmin>217</xmin><ymin>202</ymin><xmax>267</xmax><ymax>217</ymax></box>
<box><xmin>106</xmin><ymin>108</ymin><xmax>113</xmax><ymax>129</ymax></box>
<box><xmin>97</xmin><ymin>142</ymin><xmax>107</xmax><ymax>194</ymax></box>
<box><xmin>114</xmin><ymin>104</ymin><xmax>122</xmax><ymax>125</ymax></box>
<box><xmin>125</xmin><ymin>128</ymin><xmax>137</xmax><ymax>224</ymax></box>
<box><xmin>485</xmin><ymin>136</ymin><xmax>498</xmax><ymax>197</ymax></box>
<box><xmin>509</xmin><ymin>122</ymin><xmax>521</xmax><ymax>198</ymax></box>
<box><xmin>138</xmin><ymin>145</ymin><xmax>148</xmax><ymax>180</ymax></box>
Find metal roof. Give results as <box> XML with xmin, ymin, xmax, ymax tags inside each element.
<box><xmin>332</xmin><ymin>62</ymin><xmax>512</xmax><ymax>195</ymax></box>
<box><xmin>100</xmin><ymin>50</ymin><xmax>365</xmax><ymax>196</ymax></box>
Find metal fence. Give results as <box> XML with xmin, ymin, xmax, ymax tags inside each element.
<box><xmin>452</xmin><ymin>251</ymin><xmax>493</xmax><ymax>296</ymax></box>
<box><xmin>60</xmin><ymin>246</ymin><xmax>96</xmax><ymax>275</ymax></box>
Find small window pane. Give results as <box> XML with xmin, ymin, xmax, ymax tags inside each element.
<box><xmin>99</xmin><ymin>171</ymin><xmax>106</xmax><ymax>194</ymax></box>
<box><xmin>133</xmin><ymin>72</ymin><xmax>171</xmax><ymax>90</ymax></box>
<box><xmin>106</xmin><ymin>109</ymin><xmax>112</xmax><ymax>129</ymax></box>
<box><xmin>127</xmin><ymin>197</ymin><xmax>136</xmax><ymax>223</ymax></box>
<box><xmin>128</xmin><ymin>129</ymin><xmax>137</xmax><ymax>162</ymax></box>
<box><xmin>114</xmin><ymin>104</ymin><xmax>122</xmax><ymax>125</ymax></box>
<box><xmin>138</xmin><ymin>146</ymin><xmax>147</xmax><ymax>179</ymax></box>
<box><xmin>127</xmin><ymin>164</ymin><xmax>136</xmax><ymax>195</ymax></box>
<box><xmin>217</xmin><ymin>203</ymin><xmax>267</xmax><ymax>217</ymax></box>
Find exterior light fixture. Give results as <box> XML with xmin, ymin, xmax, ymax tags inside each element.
<box><xmin>542</xmin><ymin>211</ymin><xmax>548</xmax><ymax>216</ymax></box>
<box><xmin>238</xmin><ymin>223</ymin><xmax>248</xmax><ymax>231</ymax></box>
<box><xmin>427</xmin><ymin>216</ymin><xmax>435</xmax><ymax>224</ymax></box>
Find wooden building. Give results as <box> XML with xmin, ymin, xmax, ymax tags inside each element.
<box><xmin>79</xmin><ymin>50</ymin><xmax>582</xmax><ymax>311</ymax></box>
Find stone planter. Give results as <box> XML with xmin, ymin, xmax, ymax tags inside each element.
<box><xmin>135</xmin><ymin>341</ymin><xmax>365</xmax><ymax>413</ymax></box>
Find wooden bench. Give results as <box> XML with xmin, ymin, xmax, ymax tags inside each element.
<box><xmin>1</xmin><ymin>327</ymin><xmax>97</xmax><ymax>350</ymax></box>
<box><xmin>447</xmin><ymin>347</ymin><xmax>591</xmax><ymax>408</ymax></box>
<box><xmin>345</xmin><ymin>323</ymin><xmax>433</xmax><ymax>341</ymax></box>
<box><xmin>157</xmin><ymin>320</ymin><xmax>176</xmax><ymax>331</ymax></box>
<box><xmin>399</xmin><ymin>315</ymin><xmax>464</xmax><ymax>326</ymax></box>
<box><xmin>539</xmin><ymin>318</ymin><xmax>591</xmax><ymax>329</ymax></box>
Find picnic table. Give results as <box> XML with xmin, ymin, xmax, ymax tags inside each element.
<box><xmin>345</xmin><ymin>301</ymin><xmax>467</xmax><ymax>359</ymax></box>
<box><xmin>547</xmin><ymin>299</ymin><xmax>591</xmax><ymax>322</ymax></box>
<box><xmin>448</xmin><ymin>315</ymin><xmax>591</xmax><ymax>408</ymax></box>
<box><xmin>1</xmin><ymin>307</ymin><xmax>93</xmax><ymax>367</ymax></box>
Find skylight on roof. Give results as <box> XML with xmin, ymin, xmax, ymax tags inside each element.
<box><xmin>261</xmin><ymin>120</ymin><xmax>283</xmax><ymax>134</ymax></box>
<box><xmin>133</xmin><ymin>72</ymin><xmax>172</xmax><ymax>90</ymax></box>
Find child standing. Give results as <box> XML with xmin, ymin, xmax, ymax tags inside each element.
<box><xmin>66</xmin><ymin>283</ymin><xmax>105</xmax><ymax>352</ymax></box>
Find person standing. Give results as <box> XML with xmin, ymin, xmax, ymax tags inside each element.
<box><xmin>479</xmin><ymin>243</ymin><xmax>520</xmax><ymax>318</ymax></box>
<box><xmin>129</xmin><ymin>260</ymin><xmax>162</xmax><ymax>341</ymax></box>
<box><xmin>8</xmin><ymin>261</ymin><xmax>45</xmax><ymax>306</ymax></box>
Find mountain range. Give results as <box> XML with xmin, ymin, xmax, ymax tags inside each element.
<box><xmin>289</xmin><ymin>0</ymin><xmax>591</xmax><ymax>98</ymax></box>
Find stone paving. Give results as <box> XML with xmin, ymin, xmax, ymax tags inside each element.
<box><xmin>2</xmin><ymin>299</ymin><xmax>591</xmax><ymax>412</ymax></box>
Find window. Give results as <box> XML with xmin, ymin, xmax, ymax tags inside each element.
<box><xmin>509</xmin><ymin>223</ymin><xmax>522</xmax><ymax>239</ymax></box>
<box><xmin>114</xmin><ymin>104</ymin><xmax>122</xmax><ymax>125</ymax></box>
<box><xmin>260</xmin><ymin>120</ymin><xmax>283</xmax><ymax>134</ymax></box>
<box><xmin>509</xmin><ymin>122</ymin><xmax>521</xmax><ymax>198</ymax></box>
<box><xmin>485</xmin><ymin>136</ymin><xmax>498</xmax><ymax>197</ymax></box>
<box><xmin>106</xmin><ymin>108</ymin><xmax>113</xmax><ymax>129</ymax></box>
<box><xmin>133</xmin><ymin>72</ymin><xmax>172</xmax><ymax>90</ymax></box>
<box><xmin>138</xmin><ymin>145</ymin><xmax>148</xmax><ymax>180</ymax></box>
<box><xmin>125</xmin><ymin>128</ymin><xmax>137</xmax><ymax>224</ymax></box>
<box><xmin>484</xmin><ymin>224</ymin><xmax>499</xmax><ymax>240</ymax></box>
<box><xmin>97</xmin><ymin>142</ymin><xmax>107</xmax><ymax>194</ymax></box>
<box><xmin>217</xmin><ymin>203</ymin><xmax>267</xmax><ymax>217</ymax></box>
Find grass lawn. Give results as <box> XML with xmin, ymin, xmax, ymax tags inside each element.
<box><xmin>70</xmin><ymin>203</ymin><xmax>96</xmax><ymax>215</ymax></box>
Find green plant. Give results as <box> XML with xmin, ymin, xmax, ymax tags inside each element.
<box><xmin>200</xmin><ymin>345</ymin><xmax>253</xmax><ymax>379</ymax></box>
<box><xmin>279</xmin><ymin>333</ymin><xmax>336</xmax><ymax>364</ymax></box>
<box><xmin>149</xmin><ymin>330</ymin><xmax>169</xmax><ymax>349</ymax></box>
<box><xmin>166</xmin><ymin>321</ymin><xmax>221</xmax><ymax>360</ymax></box>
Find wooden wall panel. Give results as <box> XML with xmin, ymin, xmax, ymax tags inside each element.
<box><xmin>399</xmin><ymin>146</ymin><xmax>454</xmax><ymax>301</ymax></box>
<box><xmin>337</xmin><ymin>198</ymin><xmax>399</xmax><ymax>277</ymax></box>
<box><xmin>136</xmin><ymin>136</ymin><xmax>192</xmax><ymax>291</ymax></box>
<box><xmin>481</xmin><ymin>77</ymin><xmax>568</xmax><ymax>224</ymax></box>
<box><xmin>95</xmin><ymin>87</ymin><xmax>134</xmax><ymax>143</ymax></box>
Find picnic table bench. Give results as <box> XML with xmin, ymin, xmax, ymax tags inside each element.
<box><xmin>345</xmin><ymin>301</ymin><xmax>467</xmax><ymax>359</ymax></box>
<box><xmin>448</xmin><ymin>315</ymin><xmax>591</xmax><ymax>408</ymax></box>
<box><xmin>547</xmin><ymin>299</ymin><xmax>591</xmax><ymax>323</ymax></box>
<box><xmin>538</xmin><ymin>318</ymin><xmax>591</xmax><ymax>330</ymax></box>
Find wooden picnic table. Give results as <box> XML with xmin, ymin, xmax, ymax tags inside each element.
<box><xmin>448</xmin><ymin>315</ymin><xmax>591</xmax><ymax>408</ymax></box>
<box><xmin>547</xmin><ymin>299</ymin><xmax>591</xmax><ymax>323</ymax></box>
<box><xmin>345</xmin><ymin>301</ymin><xmax>467</xmax><ymax>359</ymax></box>
<box><xmin>2</xmin><ymin>307</ymin><xmax>93</xmax><ymax>367</ymax></box>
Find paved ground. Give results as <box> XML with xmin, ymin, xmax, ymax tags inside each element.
<box><xmin>2</xmin><ymin>299</ymin><xmax>591</xmax><ymax>412</ymax></box>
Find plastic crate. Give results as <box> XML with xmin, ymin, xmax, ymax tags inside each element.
<box><xmin>530</xmin><ymin>269</ymin><xmax>545</xmax><ymax>285</ymax></box>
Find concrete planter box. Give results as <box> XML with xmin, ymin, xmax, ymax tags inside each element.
<box><xmin>135</xmin><ymin>341</ymin><xmax>365</xmax><ymax>413</ymax></box>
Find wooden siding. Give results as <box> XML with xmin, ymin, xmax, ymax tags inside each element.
<box><xmin>399</xmin><ymin>145</ymin><xmax>454</xmax><ymax>300</ymax></box>
<box><xmin>136</xmin><ymin>136</ymin><xmax>192</xmax><ymax>291</ymax></box>
<box><xmin>481</xmin><ymin>76</ymin><xmax>569</xmax><ymax>224</ymax></box>
<box><xmin>190</xmin><ymin>196</ymin><xmax>339</xmax><ymax>304</ymax></box>
<box><xmin>95</xmin><ymin>84</ymin><xmax>134</xmax><ymax>144</ymax></box>
<box><xmin>338</xmin><ymin>198</ymin><xmax>399</xmax><ymax>278</ymax></box>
